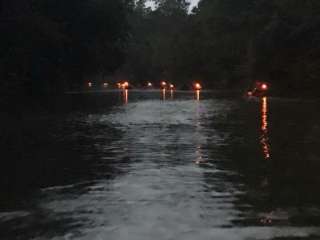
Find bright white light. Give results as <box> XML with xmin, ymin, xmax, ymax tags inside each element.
<box><xmin>194</xmin><ymin>83</ymin><xmax>202</xmax><ymax>90</ymax></box>
<box><xmin>144</xmin><ymin>0</ymin><xmax>200</xmax><ymax>12</ymax></box>
<box><xmin>261</xmin><ymin>84</ymin><xmax>268</xmax><ymax>90</ymax></box>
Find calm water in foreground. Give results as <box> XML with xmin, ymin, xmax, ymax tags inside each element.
<box><xmin>1</xmin><ymin>90</ymin><xmax>320</xmax><ymax>240</ymax></box>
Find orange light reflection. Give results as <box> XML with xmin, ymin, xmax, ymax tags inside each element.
<box><xmin>123</xmin><ymin>89</ymin><xmax>128</xmax><ymax>104</ymax></box>
<box><xmin>194</xmin><ymin>145</ymin><xmax>205</xmax><ymax>165</ymax></box>
<box><xmin>196</xmin><ymin>90</ymin><xmax>200</xmax><ymax>101</ymax></box>
<box><xmin>162</xmin><ymin>88</ymin><xmax>166</xmax><ymax>100</ymax></box>
<box><xmin>260</xmin><ymin>97</ymin><xmax>271</xmax><ymax>159</ymax></box>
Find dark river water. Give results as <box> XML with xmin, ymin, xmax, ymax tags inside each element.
<box><xmin>1</xmin><ymin>90</ymin><xmax>320</xmax><ymax>240</ymax></box>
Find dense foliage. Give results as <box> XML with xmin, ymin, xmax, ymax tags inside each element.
<box><xmin>1</xmin><ymin>0</ymin><xmax>319</xmax><ymax>96</ymax></box>
<box><xmin>124</xmin><ymin>0</ymin><xmax>320</xmax><ymax>95</ymax></box>
<box><xmin>0</xmin><ymin>0</ymin><xmax>133</xmax><ymax>98</ymax></box>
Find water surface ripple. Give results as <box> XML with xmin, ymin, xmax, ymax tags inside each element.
<box><xmin>1</xmin><ymin>92</ymin><xmax>320</xmax><ymax>240</ymax></box>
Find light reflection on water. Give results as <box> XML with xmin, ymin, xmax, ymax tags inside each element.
<box><xmin>122</xmin><ymin>89</ymin><xmax>128</xmax><ymax>104</ymax></box>
<box><xmin>1</xmin><ymin>92</ymin><xmax>320</xmax><ymax>240</ymax></box>
<box><xmin>260</xmin><ymin>97</ymin><xmax>271</xmax><ymax>160</ymax></box>
<box><xmin>196</xmin><ymin>90</ymin><xmax>200</xmax><ymax>101</ymax></box>
<box><xmin>162</xmin><ymin>88</ymin><xmax>166</xmax><ymax>101</ymax></box>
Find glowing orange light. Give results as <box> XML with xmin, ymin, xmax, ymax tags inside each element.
<box><xmin>118</xmin><ymin>81</ymin><xmax>129</xmax><ymax>89</ymax></box>
<box><xmin>88</xmin><ymin>82</ymin><xmax>92</xmax><ymax>88</ymax></box>
<box><xmin>147</xmin><ymin>82</ymin><xmax>152</xmax><ymax>87</ymax></box>
<box><xmin>161</xmin><ymin>81</ymin><xmax>167</xmax><ymax>88</ymax></box>
<box><xmin>122</xmin><ymin>81</ymin><xmax>129</xmax><ymax>89</ymax></box>
<box><xmin>247</xmin><ymin>91</ymin><xmax>253</xmax><ymax>96</ymax></box>
<box><xmin>194</xmin><ymin>83</ymin><xmax>202</xmax><ymax>90</ymax></box>
<box><xmin>261</xmin><ymin>83</ymin><xmax>268</xmax><ymax>91</ymax></box>
<box><xmin>170</xmin><ymin>84</ymin><xmax>174</xmax><ymax>89</ymax></box>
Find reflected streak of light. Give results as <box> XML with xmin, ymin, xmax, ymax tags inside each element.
<box><xmin>194</xmin><ymin>145</ymin><xmax>205</xmax><ymax>165</ymax></box>
<box><xmin>260</xmin><ymin>97</ymin><xmax>271</xmax><ymax>159</ymax></box>
<box><xmin>170</xmin><ymin>89</ymin><xmax>174</xmax><ymax>99</ymax></box>
<box><xmin>262</xmin><ymin>97</ymin><xmax>268</xmax><ymax>131</ymax></box>
<box><xmin>194</xmin><ymin>101</ymin><xmax>204</xmax><ymax>165</ymax></box>
<box><xmin>196</xmin><ymin>90</ymin><xmax>200</xmax><ymax>101</ymax></box>
<box><xmin>260</xmin><ymin>217</ymin><xmax>273</xmax><ymax>225</ymax></box>
<box><xmin>162</xmin><ymin>88</ymin><xmax>166</xmax><ymax>100</ymax></box>
<box><xmin>123</xmin><ymin>89</ymin><xmax>128</xmax><ymax>104</ymax></box>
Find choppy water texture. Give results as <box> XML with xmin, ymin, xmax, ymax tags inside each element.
<box><xmin>1</xmin><ymin>91</ymin><xmax>320</xmax><ymax>240</ymax></box>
